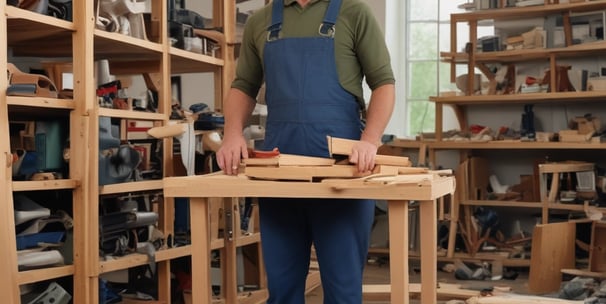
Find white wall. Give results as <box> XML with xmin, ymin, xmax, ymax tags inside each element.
<box><xmin>383</xmin><ymin>0</ymin><xmax>406</xmax><ymax>137</ymax></box>
<box><xmin>178</xmin><ymin>0</ymin><xmax>215</xmax><ymax>111</ymax></box>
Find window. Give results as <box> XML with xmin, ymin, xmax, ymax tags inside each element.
<box><xmin>400</xmin><ymin>0</ymin><xmax>494</xmax><ymax>136</ymax></box>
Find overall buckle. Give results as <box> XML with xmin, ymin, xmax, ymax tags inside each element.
<box><xmin>267</xmin><ymin>24</ymin><xmax>282</xmax><ymax>41</ymax></box>
<box><xmin>318</xmin><ymin>22</ymin><xmax>335</xmax><ymax>38</ymax></box>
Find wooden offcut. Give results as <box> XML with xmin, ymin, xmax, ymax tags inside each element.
<box><xmin>147</xmin><ymin>123</ymin><xmax>187</xmax><ymax>138</ymax></box>
<box><xmin>244</xmin><ymin>164</ymin><xmax>364</xmax><ymax>181</ymax></box>
<box><xmin>243</xmin><ymin>153</ymin><xmax>335</xmax><ymax>167</ymax></box>
<box><xmin>193</xmin><ymin>28</ymin><xmax>226</xmax><ymax>45</ymax></box>
<box><xmin>528</xmin><ymin>221</ymin><xmax>576</xmax><ymax>294</ymax></box>
<box><xmin>467</xmin><ymin>293</ymin><xmax>585</xmax><ymax>303</ymax></box>
<box><xmin>327</xmin><ymin>136</ymin><xmax>411</xmax><ymax>166</ymax></box>
<box><xmin>589</xmin><ymin>221</ymin><xmax>606</xmax><ymax>272</ymax></box>
<box><xmin>362</xmin><ymin>283</ymin><xmax>480</xmax><ymax>301</ymax></box>
<box><xmin>243</xmin><ymin>146</ymin><xmax>418</xmax><ymax>181</ymax></box>
<box><xmin>244</xmin><ymin>164</ymin><xmax>405</xmax><ymax>181</ymax></box>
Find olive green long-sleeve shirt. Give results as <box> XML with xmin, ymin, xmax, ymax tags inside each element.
<box><xmin>231</xmin><ymin>0</ymin><xmax>395</xmax><ymax>105</ymax></box>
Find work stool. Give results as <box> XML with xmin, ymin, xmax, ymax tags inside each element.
<box><xmin>538</xmin><ymin>161</ymin><xmax>595</xmax><ymax>222</ymax></box>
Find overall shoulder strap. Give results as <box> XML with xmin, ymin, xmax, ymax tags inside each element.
<box><xmin>267</xmin><ymin>0</ymin><xmax>284</xmax><ymax>41</ymax></box>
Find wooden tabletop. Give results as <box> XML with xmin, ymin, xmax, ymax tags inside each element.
<box><xmin>163</xmin><ymin>172</ymin><xmax>455</xmax><ymax>200</ymax></box>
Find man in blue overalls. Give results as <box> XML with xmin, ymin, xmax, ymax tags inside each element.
<box><xmin>216</xmin><ymin>0</ymin><xmax>395</xmax><ymax>302</ymax></box>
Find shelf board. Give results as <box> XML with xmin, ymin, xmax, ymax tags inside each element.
<box><xmin>428</xmin><ymin>140</ymin><xmax>606</xmax><ymax>150</ymax></box>
<box><xmin>98</xmin><ymin>107</ymin><xmax>166</xmax><ymax>121</ymax></box>
<box><xmin>385</xmin><ymin>138</ymin><xmax>427</xmax><ymax>149</ymax></box>
<box><xmin>99</xmin><ymin>245</ymin><xmax>192</xmax><ymax>274</ymax></box>
<box><xmin>17</xmin><ymin>265</ymin><xmax>74</xmax><ymax>285</ymax></box>
<box><xmin>235</xmin><ymin>232</ymin><xmax>261</xmax><ymax>247</ymax></box>
<box><xmin>7</xmin><ymin>96</ymin><xmax>75</xmax><ymax>110</ymax></box>
<box><xmin>170</xmin><ymin>47</ymin><xmax>224</xmax><ymax>74</ymax></box>
<box><xmin>547</xmin><ymin>202</ymin><xmax>603</xmax><ymax>212</ymax></box>
<box><xmin>211</xmin><ymin>238</ymin><xmax>225</xmax><ymax>250</ymax></box>
<box><xmin>99</xmin><ymin>179</ymin><xmax>163</xmax><ymax>195</ymax></box>
<box><xmin>462</xmin><ymin>200</ymin><xmax>542</xmax><ymax>208</ymax></box>
<box><xmin>461</xmin><ymin>200</ymin><xmax>605</xmax><ymax>212</ymax></box>
<box><xmin>451</xmin><ymin>1</ymin><xmax>606</xmax><ymax>22</ymax></box>
<box><xmin>94</xmin><ymin>29</ymin><xmax>163</xmax><ymax>62</ymax></box>
<box><xmin>155</xmin><ymin>245</ymin><xmax>191</xmax><ymax>261</ymax></box>
<box><xmin>431</xmin><ymin>91</ymin><xmax>606</xmax><ymax>105</ymax></box>
<box><xmin>442</xmin><ymin>40</ymin><xmax>606</xmax><ymax>64</ymax></box>
<box><xmin>6</xmin><ymin>6</ymin><xmax>74</xmax><ymax>57</ymax></box>
<box><xmin>6</xmin><ymin>6</ymin><xmax>73</xmax><ymax>31</ymax></box>
<box><xmin>13</xmin><ymin>179</ymin><xmax>79</xmax><ymax>192</ymax></box>
<box><xmin>368</xmin><ymin>249</ymin><xmax>532</xmax><ymax>267</ymax></box>
<box><xmin>438</xmin><ymin>253</ymin><xmax>531</xmax><ymax>267</ymax></box>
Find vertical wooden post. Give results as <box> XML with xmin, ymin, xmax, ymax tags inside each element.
<box><xmin>0</xmin><ymin>2</ymin><xmax>20</xmax><ymax>302</ymax></box>
<box><xmin>419</xmin><ymin>199</ymin><xmax>438</xmax><ymax>304</ymax></box>
<box><xmin>72</xmin><ymin>0</ymin><xmax>98</xmax><ymax>302</ymax></box>
<box><xmin>388</xmin><ymin>200</ymin><xmax>409</xmax><ymax>303</ymax></box>
<box><xmin>156</xmin><ymin>0</ymin><xmax>174</xmax><ymax>300</ymax></box>
<box><xmin>190</xmin><ymin>197</ymin><xmax>212</xmax><ymax>303</ymax></box>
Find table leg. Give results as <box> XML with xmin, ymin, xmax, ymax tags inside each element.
<box><xmin>190</xmin><ymin>197</ymin><xmax>211</xmax><ymax>303</ymax></box>
<box><xmin>224</xmin><ymin>198</ymin><xmax>239</xmax><ymax>303</ymax></box>
<box><xmin>388</xmin><ymin>200</ymin><xmax>409</xmax><ymax>303</ymax></box>
<box><xmin>419</xmin><ymin>199</ymin><xmax>438</xmax><ymax>303</ymax></box>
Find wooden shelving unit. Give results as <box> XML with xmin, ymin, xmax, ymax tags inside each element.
<box><xmin>0</xmin><ymin>1</ymin><xmax>266</xmax><ymax>303</ymax></box>
<box><xmin>424</xmin><ymin>1</ymin><xmax>606</xmax><ymax>261</ymax></box>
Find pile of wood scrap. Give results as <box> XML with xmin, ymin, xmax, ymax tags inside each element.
<box><xmin>362</xmin><ymin>282</ymin><xmax>480</xmax><ymax>302</ymax></box>
<box><xmin>466</xmin><ymin>292</ymin><xmax>584</xmax><ymax>303</ymax></box>
<box><xmin>243</xmin><ymin>136</ymin><xmax>449</xmax><ymax>183</ymax></box>
<box><xmin>559</xmin><ymin>115</ymin><xmax>601</xmax><ymax>143</ymax></box>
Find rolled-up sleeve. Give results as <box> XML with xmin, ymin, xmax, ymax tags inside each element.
<box><xmin>230</xmin><ymin>11</ymin><xmax>266</xmax><ymax>100</ymax></box>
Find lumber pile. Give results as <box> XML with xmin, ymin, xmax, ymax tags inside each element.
<box><xmin>242</xmin><ymin>136</ymin><xmax>448</xmax><ymax>183</ymax></box>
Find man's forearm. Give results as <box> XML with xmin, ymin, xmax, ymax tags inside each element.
<box><xmin>223</xmin><ymin>88</ymin><xmax>257</xmax><ymax>136</ymax></box>
<box><xmin>361</xmin><ymin>83</ymin><xmax>395</xmax><ymax>146</ymax></box>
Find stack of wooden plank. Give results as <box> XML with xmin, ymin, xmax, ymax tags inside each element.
<box><xmin>242</xmin><ymin>136</ymin><xmax>448</xmax><ymax>184</ymax></box>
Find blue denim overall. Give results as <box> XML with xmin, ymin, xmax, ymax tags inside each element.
<box><xmin>258</xmin><ymin>0</ymin><xmax>375</xmax><ymax>303</ymax></box>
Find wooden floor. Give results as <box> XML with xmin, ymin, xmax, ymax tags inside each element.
<box><xmin>305</xmin><ymin>260</ymin><xmax>531</xmax><ymax>304</ymax></box>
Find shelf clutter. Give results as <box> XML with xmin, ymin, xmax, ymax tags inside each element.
<box><xmin>382</xmin><ymin>1</ymin><xmax>606</xmax><ymax>302</ymax></box>
<box><xmin>4</xmin><ymin>0</ymin><xmax>606</xmax><ymax>303</ymax></box>
<box><xmin>1</xmin><ymin>0</ymin><xmax>265</xmax><ymax>304</ymax></box>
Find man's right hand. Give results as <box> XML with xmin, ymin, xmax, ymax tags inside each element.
<box><xmin>216</xmin><ymin>134</ymin><xmax>249</xmax><ymax>175</ymax></box>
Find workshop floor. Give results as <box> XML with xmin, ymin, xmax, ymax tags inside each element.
<box><xmin>305</xmin><ymin>260</ymin><xmax>531</xmax><ymax>304</ymax></box>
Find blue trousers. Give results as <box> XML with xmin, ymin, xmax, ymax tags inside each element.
<box><xmin>258</xmin><ymin>198</ymin><xmax>375</xmax><ymax>304</ymax></box>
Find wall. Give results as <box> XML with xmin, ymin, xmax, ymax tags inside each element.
<box><xmin>383</xmin><ymin>0</ymin><xmax>407</xmax><ymax>137</ymax></box>
<box><xmin>177</xmin><ymin>0</ymin><xmax>215</xmax><ymax>111</ymax></box>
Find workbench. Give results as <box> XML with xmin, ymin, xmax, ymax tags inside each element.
<box><xmin>163</xmin><ymin>172</ymin><xmax>455</xmax><ymax>303</ymax></box>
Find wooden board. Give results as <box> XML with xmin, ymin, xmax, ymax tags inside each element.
<box><xmin>528</xmin><ymin>221</ymin><xmax>576</xmax><ymax>294</ymax></box>
<box><xmin>243</xmin><ymin>163</ymin><xmax>433</xmax><ymax>182</ymax></box>
<box><xmin>467</xmin><ymin>293</ymin><xmax>585</xmax><ymax>303</ymax></box>
<box><xmin>327</xmin><ymin>136</ymin><xmax>411</xmax><ymax>166</ymax></box>
<box><xmin>321</xmin><ymin>174</ymin><xmax>437</xmax><ymax>190</ymax></box>
<box><xmin>243</xmin><ymin>154</ymin><xmax>335</xmax><ymax>167</ymax></box>
<box><xmin>362</xmin><ymin>283</ymin><xmax>480</xmax><ymax>301</ymax></box>
<box><xmin>244</xmin><ymin>164</ymin><xmax>386</xmax><ymax>181</ymax></box>
<box><xmin>305</xmin><ymin>270</ymin><xmax>321</xmax><ymax>294</ymax></box>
